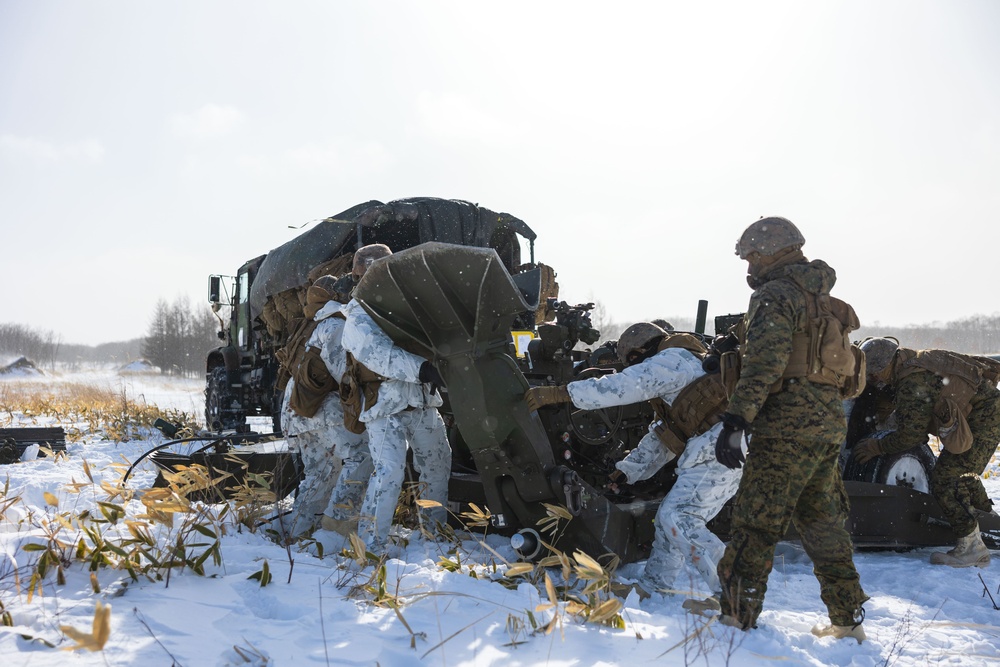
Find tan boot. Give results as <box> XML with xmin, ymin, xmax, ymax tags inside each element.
<box><xmin>717</xmin><ymin>614</ymin><xmax>747</xmax><ymax>630</ymax></box>
<box><xmin>812</xmin><ymin>622</ymin><xmax>866</xmax><ymax>644</ymax></box>
<box><xmin>929</xmin><ymin>528</ymin><xmax>991</xmax><ymax>568</ymax></box>
<box><xmin>682</xmin><ymin>596</ymin><xmax>721</xmax><ymax>616</ymax></box>
<box><xmin>610</xmin><ymin>582</ymin><xmax>651</xmax><ymax>601</ymax></box>
<box><xmin>320</xmin><ymin>514</ymin><xmax>358</xmax><ymax>536</ymax></box>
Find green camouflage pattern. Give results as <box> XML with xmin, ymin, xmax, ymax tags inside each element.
<box><xmin>726</xmin><ymin>259</ymin><xmax>847</xmax><ymax>442</ymax></box>
<box><xmin>877</xmin><ymin>366</ymin><xmax>1000</xmax><ymax>536</ymax></box>
<box><xmin>718</xmin><ymin>436</ymin><xmax>868</xmax><ymax>627</ymax></box>
<box><xmin>719</xmin><ymin>257</ymin><xmax>865</xmax><ymax>628</ymax></box>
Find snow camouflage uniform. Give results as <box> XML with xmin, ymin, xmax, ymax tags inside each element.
<box><xmin>869</xmin><ymin>353</ymin><xmax>1000</xmax><ymax>537</ymax></box>
<box><xmin>718</xmin><ymin>258</ymin><xmax>868</xmax><ymax>629</ymax></box>
<box><xmin>341</xmin><ymin>299</ymin><xmax>451</xmax><ymax>551</ymax></box>
<box><xmin>566</xmin><ymin>347</ymin><xmax>742</xmax><ymax>594</ymax></box>
<box><xmin>280</xmin><ymin>301</ymin><xmax>368</xmax><ymax>538</ymax></box>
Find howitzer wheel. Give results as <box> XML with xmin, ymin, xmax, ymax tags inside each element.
<box><xmin>876</xmin><ymin>447</ymin><xmax>934</xmax><ymax>493</ymax></box>
<box><xmin>843</xmin><ymin>430</ymin><xmax>935</xmax><ymax>494</ymax></box>
<box><xmin>564</xmin><ymin>368</ymin><xmax>624</xmax><ymax>446</ymax></box>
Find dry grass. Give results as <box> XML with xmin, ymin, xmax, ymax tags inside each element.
<box><xmin>0</xmin><ymin>380</ymin><xmax>199</xmax><ymax>441</ymax></box>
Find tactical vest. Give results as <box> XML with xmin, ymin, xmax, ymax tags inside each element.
<box><xmin>647</xmin><ymin>335</ymin><xmax>729</xmax><ymax>456</ymax></box>
<box><xmin>339</xmin><ymin>350</ymin><xmax>386</xmax><ymax>435</ymax></box>
<box><xmin>895</xmin><ymin>348</ymin><xmax>1000</xmax><ymax>454</ymax></box>
<box><xmin>725</xmin><ymin>282</ymin><xmax>865</xmax><ymax>399</ymax></box>
<box><xmin>279</xmin><ymin>287</ymin><xmax>339</xmax><ymax>413</ymax></box>
<box><xmin>275</xmin><ymin>314</ymin><xmax>315</xmax><ymax>393</ymax></box>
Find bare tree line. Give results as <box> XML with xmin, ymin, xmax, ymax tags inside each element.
<box><xmin>855</xmin><ymin>313</ymin><xmax>1000</xmax><ymax>355</ymax></box>
<box><xmin>595</xmin><ymin>308</ymin><xmax>1000</xmax><ymax>355</ymax></box>
<box><xmin>0</xmin><ymin>323</ymin><xmax>62</xmax><ymax>369</ymax></box>
<box><xmin>5</xmin><ymin>303</ymin><xmax>999</xmax><ymax>378</ymax></box>
<box><xmin>1</xmin><ymin>297</ymin><xmax>219</xmax><ymax>377</ymax></box>
<box><xmin>141</xmin><ymin>296</ymin><xmax>220</xmax><ymax>377</ymax></box>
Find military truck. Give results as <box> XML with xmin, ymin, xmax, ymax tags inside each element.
<box><xmin>205</xmin><ymin>197</ymin><xmax>537</xmax><ymax>432</ymax></box>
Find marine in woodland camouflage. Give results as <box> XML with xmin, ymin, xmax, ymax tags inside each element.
<box><xmin>718</xmin><ymin>258</ymin><xmax>867</xmax><ymax>628</ymax></box>
<box><xmin>872</xmin><ymin>365</ymin><xmax>1000</xmax><ymax>537</ymax></box>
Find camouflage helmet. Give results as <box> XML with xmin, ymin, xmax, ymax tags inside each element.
<box><xmin>735</xmin><ymin>217</ymin><xmax>805</xmax><ymax>259</ymax></box>
<box><xmin>312</xmin><ymin>274</ymin><xmax>352</xmax><ymax>304</ymax></box>
<box><xmin>859</xmin><ymin>337</ymin><xmax>899</xmax><ymax>375</ymax></box>
<box><xmin>617</xmin><ymin>322</ymin><xmax>668</xmax><ymax>366</ymax></box>
<box><xmin>312</xmin><ymin>274</ymin><xmax>340</xmax><ymax>293</ymax></box>
<box><xmin>353</xmin><ymin>243</ymin><xmax>392</xmax><ymax>277</ymax></box>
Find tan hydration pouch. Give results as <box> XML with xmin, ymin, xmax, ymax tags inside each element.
<box><xmin>936</xmin><ymin>397</ymin><xmax>973</xmax><ymax>454</ymax></box>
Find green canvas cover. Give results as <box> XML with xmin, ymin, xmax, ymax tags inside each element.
<box><xmin>248</xmin><ymin>197</ymin><xmax>536</xmax><ymax>318</ymax></box>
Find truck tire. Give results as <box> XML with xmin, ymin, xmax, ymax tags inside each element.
<box><xmin>205</xmin><ymin>366</ymin><xmax>236</xmax><ymax>431</ymax></box>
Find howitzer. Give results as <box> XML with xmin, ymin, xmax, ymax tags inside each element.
<box><xmin>355</xmin><ymin>242</ymin><xmax>653</xmax><ymax>561</ymax></box>
<box><xmin>354</xmin><ymin>241</ymin><xmax>1000</xmax><ymax>561</ymax></box>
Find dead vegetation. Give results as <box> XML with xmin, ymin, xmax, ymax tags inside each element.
<box><xmin>0</xmin><ymin>380</ymin><xmax>199</xmax><ymax>442</ymax></box>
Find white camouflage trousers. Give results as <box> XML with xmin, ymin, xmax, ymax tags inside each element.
<box><xmin>324</xmin><ymin>436</ymin><xmax>373</xmax><ymax>522</ymax></box>
<box><xmin>287</xmin><ymin>429</ymin><xmax>344</xmax><ymax>538</ymax></box>
<box><xmin>357</xmin><ymin>407</ymin><xmax>451</xmax><ymax>550</ymax></box>
<box><xmin>638</xmin><ymin>423</ymin><xmax>743</xmax><ymax>595</ymax></box>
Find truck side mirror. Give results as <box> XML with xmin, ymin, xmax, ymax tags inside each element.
<box><xmin>208</xmin><ymin>276</ymin><xmax>222</xmax><ymax>304</ymax></box>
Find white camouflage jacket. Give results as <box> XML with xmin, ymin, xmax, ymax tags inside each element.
<box><xmin>566</xmin><ymin>347</ymin><xmax>705</xmax><ymax>482</ymax></box>
<box><xmin>313</xmin><ymin>300</ymin><xmax>349</xmax><ymax>380</ymax></box>
<box><xmin>341</xmin><ymin>299</ymin><xmax>442</xmax><ymax>421</ymax></box>
<box><xmin>281</xmin><ymin>301</ymin><xmax>352</xmax><ymax>436</ymax></box>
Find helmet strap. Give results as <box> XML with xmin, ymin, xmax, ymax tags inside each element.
<box><xmin>746</xmin><ymin>246</ymin><xmax>805</xmax><ymax>287</ymax></box>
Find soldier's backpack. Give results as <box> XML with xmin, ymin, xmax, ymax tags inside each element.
<box><xmin>895</xmin><ymin>348</ymin><xmax>1000</xmax><ymax>454</ymax></box>
<box><xmin>288</xmin><ymin>346</ymin><xmax>336</xmax><ymax>418</ymax></box>
<box><xmin>281</xmin><ymin>284</ymin><xmax>340</xmax><ymax>417</ymax></box>
<box><xmin>778</xmin><ymin>285</ymin><xmax>865</xmax><ymax>398</ymax></box>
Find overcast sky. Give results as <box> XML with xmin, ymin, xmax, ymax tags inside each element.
<box><xmin>2</xmin><ymin>1</ymin><xmax>998</xmax><ymax>347</ymax></box>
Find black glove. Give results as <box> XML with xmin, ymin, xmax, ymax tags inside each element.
<box><xmin>605</xmin><ymin>468</ymin><xmax>626</xmax><ymax>491</ymax></box>
<box><xmin>715</xmin><ymin>413</ymin><xmax>749</xmax><ymax>470</ymax></box>
<box><xmin>418</xmin><ymin>361</ymin><xmax>445</xmax><ymax>396</ymax></box>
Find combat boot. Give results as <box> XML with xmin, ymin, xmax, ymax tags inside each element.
<box><xmin>320</xmin><ymin>514</ymin><xmax>358</xmax><ymax>537</ymax></box>
<box><xmin>610</xmin><ymin>582</ymin><xmax>651</xmax><ymax>601</ymax></box>
<box><xmin>717</xmin><ymin>614</ymin><xmax>747</xmax><ymax>630</ymax></box>
<box><xmin>682</xmin><ymin>595</ymin><xmax>721</xmax><ymax>616</ymax></box>
<box><xmin>811</xmin><ymin>622</ymin><xmax>866</xmax><ymax>644</ymax></box>
<box><xmin>930</xmin><ymin>528</ymin><xmax>991</xmax><ymax>568</ymax></box>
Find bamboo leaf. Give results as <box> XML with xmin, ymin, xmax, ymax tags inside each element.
<box><xmin>505</xmin><ymin>563</ymin><xmax>535</xmax><ymax>578</ymax></box>
<box><xmin>248</xmin><ymin>560</ymin><xmax>272</xmax><ymax>587</ymax></box>
<box><xmin>544</xmin><ymin>571</ymin><xmax>558</xmax><ymax>607</ymax></box>
<box><xmin>60</xmin><ymin>601</ymin><xmax>111</xmax><ymax>652</ymax></box>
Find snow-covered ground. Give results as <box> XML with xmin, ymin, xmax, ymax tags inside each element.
<box><xmin>2</xmin><ymin>369</ymin><xmax>999</xmax><ymax>666</ymax></box>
